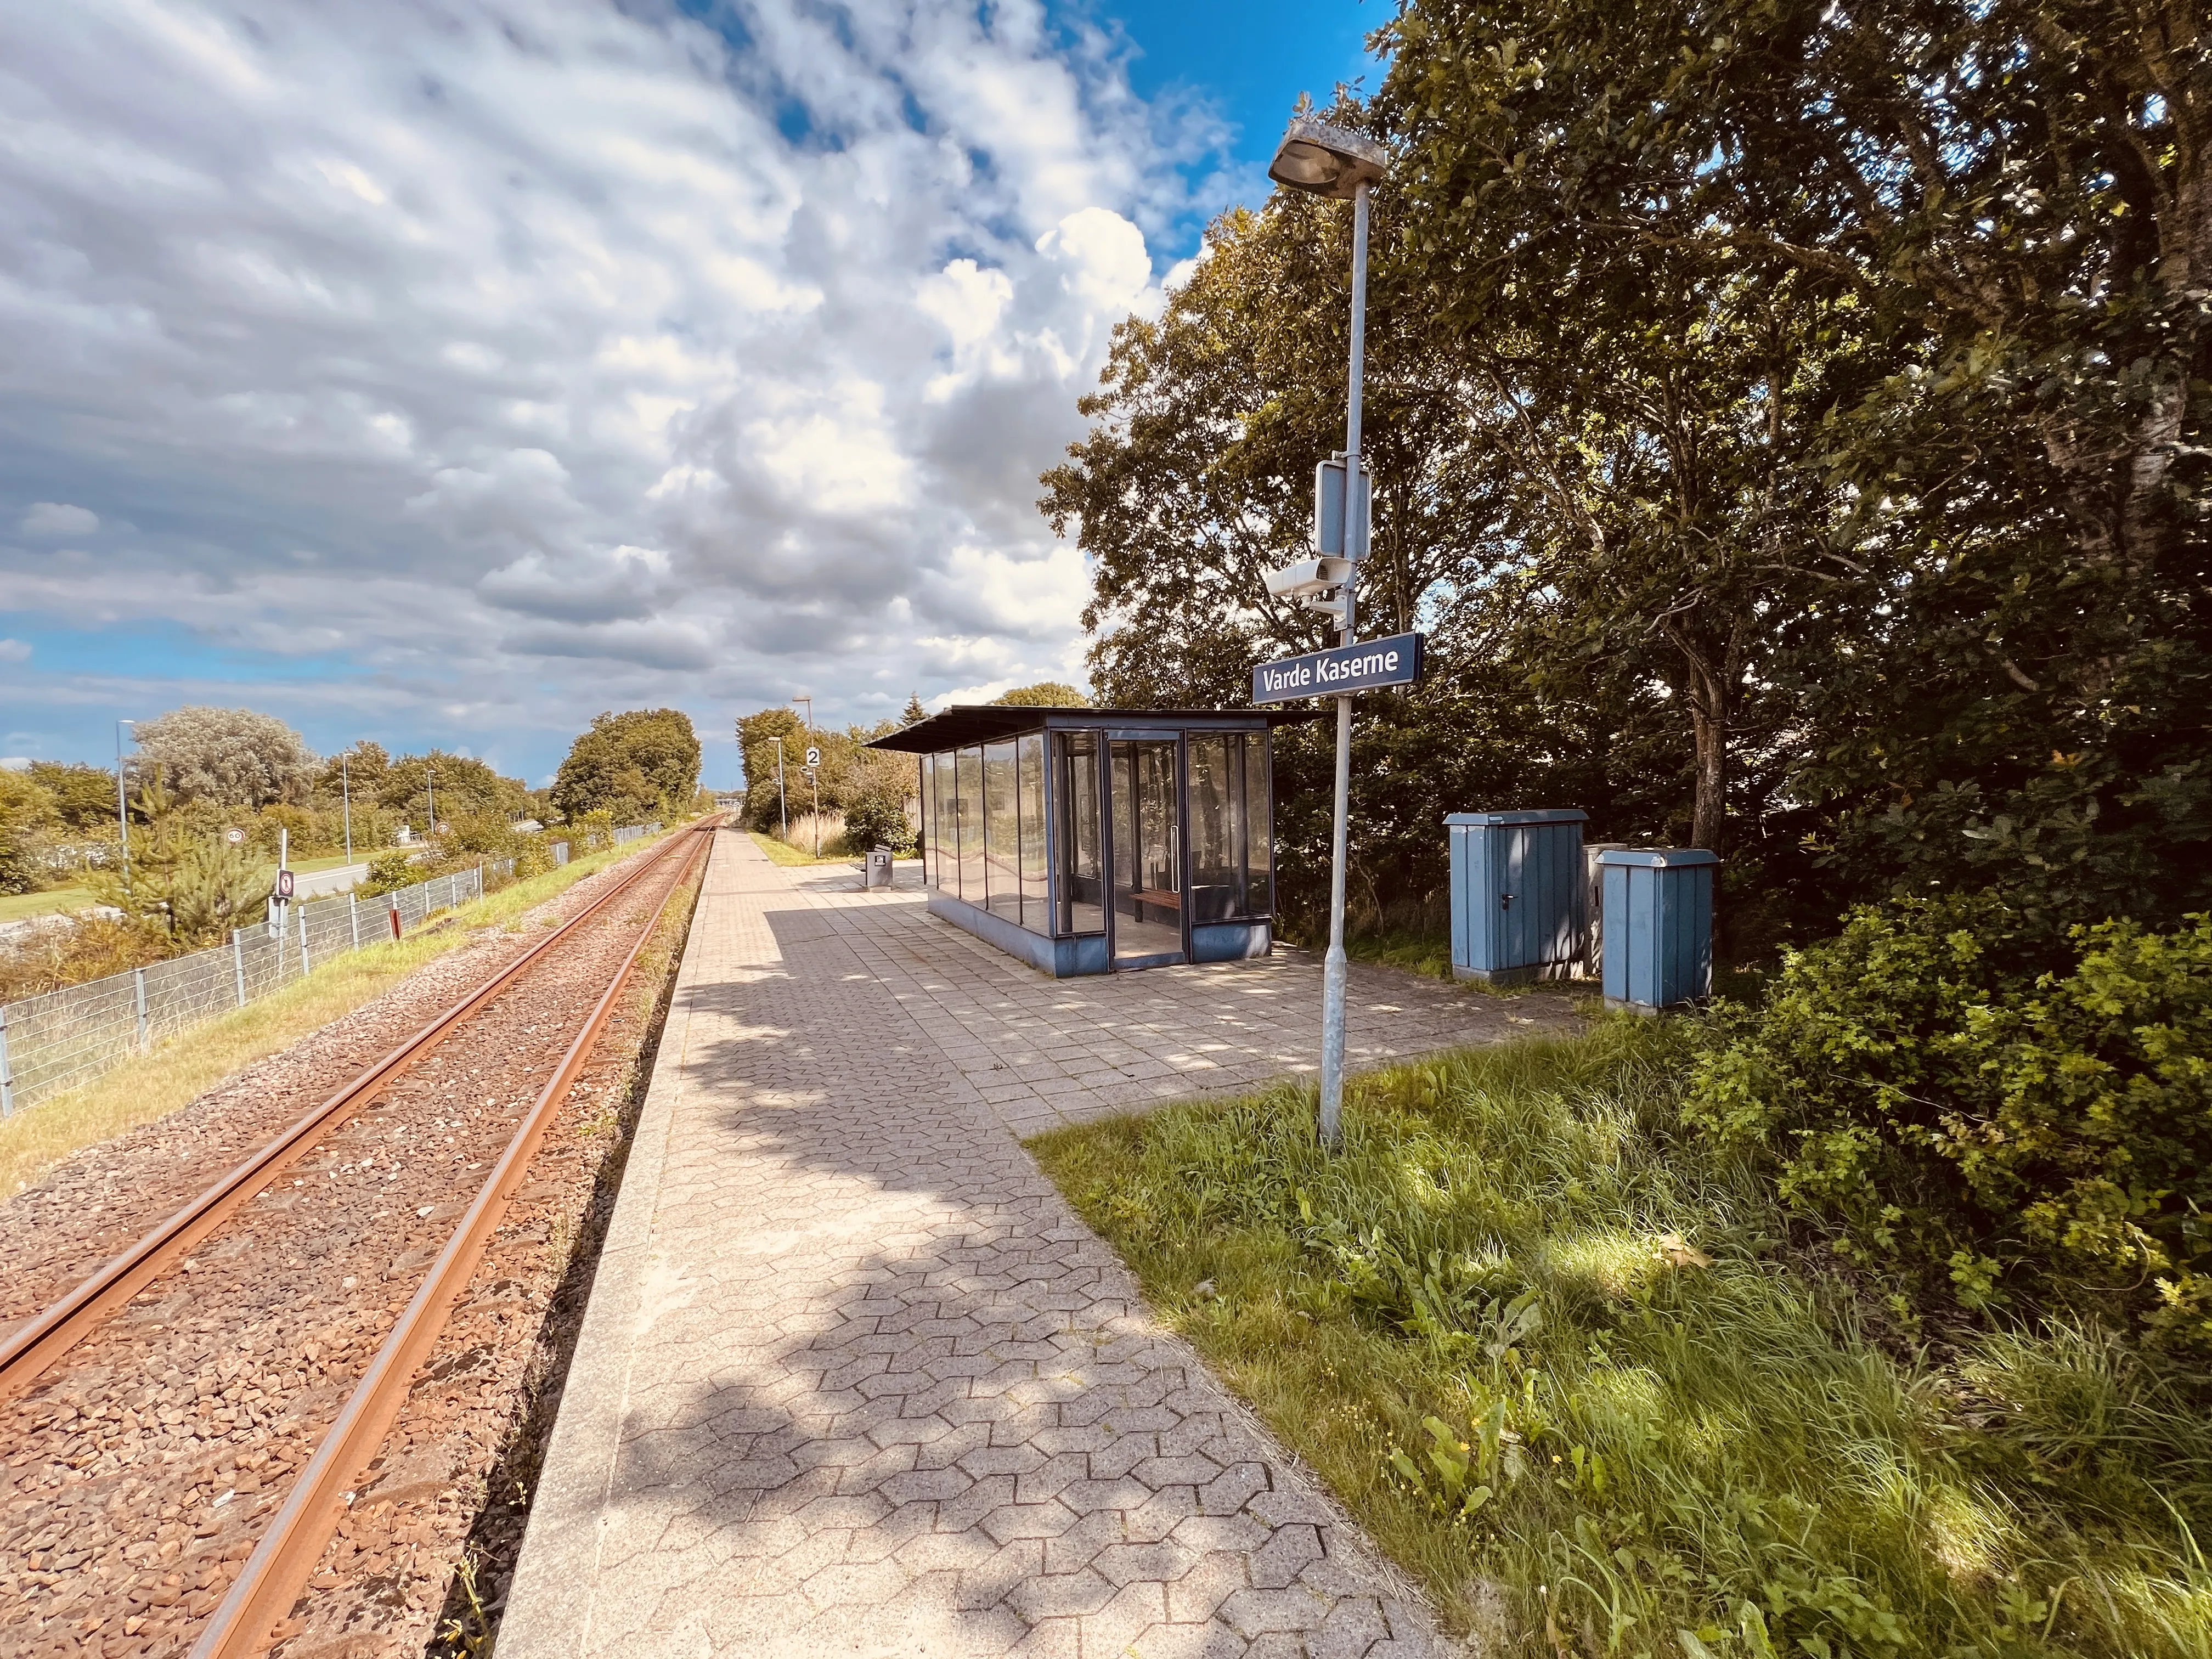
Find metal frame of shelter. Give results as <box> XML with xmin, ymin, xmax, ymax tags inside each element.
<box><xmin>869</xmin><ymin>707</ymin><xmax>1317</xmax><ymax>977</ymax></box>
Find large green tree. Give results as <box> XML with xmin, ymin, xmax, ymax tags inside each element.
<box><xmin>551</xmin><ymin>709</ymin><xmax>701</xmax><ymax>825</ymax></box>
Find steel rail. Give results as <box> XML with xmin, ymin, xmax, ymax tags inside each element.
<box><xmin>189</xmin><ymin>819</ymin><xmax>714</xmax><ymax>1658</ymax></box>
<box><xmin>0</xmin><ymin>821</ymin><xmax>712</xmax><ymax>1411</ymax></box>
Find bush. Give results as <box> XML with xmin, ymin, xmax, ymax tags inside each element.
<box><xmin>1686</xmin><ymin>895</ymin><xmax>2212</xmax><ymax>1348</ymax></box>
<box><xmin>358</xmin><ymin>850</ymin><xmax>421</xmax><ymax>898</ymax></box>
<box><xmin>840</xmin><ymin>789</ymin><xmax>914</xmax><ymax>855</ymax></box>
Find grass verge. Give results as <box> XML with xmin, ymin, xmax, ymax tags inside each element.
<box><xmin>1030</xmin><ymin>1019</ymin><xmax>2212</xmax><ymax>1658</ymax></box>
<box><xmin>0</xmin><ymin>886</ymin><xmax>96</xmax><ymax>924</ymax></box>
<box><xmin>0</xmin><ymin>831</ymin><xmax>682</xmax><ymax>1198</ymax></box>
<box><xmin>748</xmin><ymin>830</ymin><xmax>861</xmax><ymax>866</ymax></box>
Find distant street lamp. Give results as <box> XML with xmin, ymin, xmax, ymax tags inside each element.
<box><xmin>339</xmin><ymin>749</ymin><xmax>357</xmax><ymax>864</ymax></box>
<box><xmin>114</xmin><ymin>719</ymin><xmax>137</xmax><ymax>896</ymax></box>
<box><xmin>1267</xmin><ymin>114</ymin><xmax>1389</xmax><ymax>1149</ymax></box>
<box><xmin>768</xmin><ymin>736</ymin><xmax>788</xmax><ymax>840</ymax></box>
<box><xmin>425</xmin><ymin>764</ymin><xmax>437</xmax><ymax>836</ymax></box>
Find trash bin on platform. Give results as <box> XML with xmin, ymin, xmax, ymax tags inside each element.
<box><xmin>1445</xmin><ymin>809</ymin><xmax>1588</xmax><ymax>985</ymax></box>
<box><xmin>1598</xmin><ymin>849</ymin><xmax>1719</xmax><ymax>1012</ymax></box>
<box><xmin>865</xmin><ymin>845</ymin><xmax>895</xmax><ymax>889</ymax></box>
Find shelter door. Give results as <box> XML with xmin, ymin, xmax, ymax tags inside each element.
<box><xmin>1108</xmin><ymin>739</ymin><xmax>1183</xmax><ymax>964</ymax></box>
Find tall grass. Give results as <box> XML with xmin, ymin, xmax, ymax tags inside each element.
<box><xmin>1031</xmin><ymin>1019</ymin><xmax>2212</xmax><ymax>1657</ymax></box>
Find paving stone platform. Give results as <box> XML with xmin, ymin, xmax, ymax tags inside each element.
<box><xmin>500</xmin><ymin>829</ymin><xmax>1576</xmax><ymax>1658</ymax></box>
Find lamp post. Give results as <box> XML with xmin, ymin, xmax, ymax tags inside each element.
<box><xmin>1267</xmin><ymin>115</ymin><xmax>1389</xmax><ymax>1149</ymax></box>
<box><xmin>114</xmin><ymin>719</ymin><xmax>137</xmax><ymax>896</ymax></box>
<box><xmin>425</xmin><ymin>764</ymin><xmax>437</xmax><ymax>838</ymax></box>
<box><xmin>339</xmin><ymin>750</ymin><xmax>356</xmax><ymax>865</ymax></box>
<box><xmin>768</xmin><ymin>736</ymin><xmax>788</xmax><ymax>840</ymax></box>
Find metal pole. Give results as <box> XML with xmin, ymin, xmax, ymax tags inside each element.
<box><xmin>115</xmin><ymin>720</ymin><xmax>134</xmax><ymax>896</ymax></box>
<box><xmin>810</xmin><ymin>771</ymin><xmax>820</xmax><ymax>857</ymax></box>
<box><xmin>426</xmin><ymin>767</ymin><xmax>436</xmax><ymax>836</ymax></box>
<box><xmin>349</xmin><ymin>893</ymin><xmax>360</xmax><ymax>951</ymax></box>
<box><xmin>341</xmin><ymin>753</ymin><xmax>353</xmax><ymax>865</ymax></box>
<box><xmin>298</xmin><ymin>905</ymin><xmax>311</xmax><ymax>975</ymax></box>
<box><xmin>233</xmin><ymin>929</ymin><xmax>247</xmax><ymax>1007</ymax></box>
<box><xmin>1317</xmin><ymin>179</ymin><xmax>1371</xmax><ymax>1151</ymax></box>
<box><xmin>134</xmin><ymin>966</ymin><xmax>150</xmax><ymax>1053</ymax></box>
<box><xmin>0</xmin><ymin>1006</ymin><xmax>15</xmax><ymax>1118</ymax></box>
<box><xmin>771</xmin><ymin>737</ymin><xmax>787</xmax><ymax>839</ymax></box>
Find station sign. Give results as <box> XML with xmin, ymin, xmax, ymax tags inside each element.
<box><xmin>1251</xmin><ymin>631</ymin><xmax>1425</xmax><ymax>704</ymax></box>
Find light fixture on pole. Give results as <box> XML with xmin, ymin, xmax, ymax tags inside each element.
<box><xmin>769</xmin><ymin>736</ymin><xmax>788</xmax><ymax>840</ymax></box>
<box><xmin>339</xmin><ymin>749</ymin><xmax>356</xmax><ymax>865</ymax></box>
<box><xmin>114</xmin><ymin>720</ymin><xmax>137</xmax><ymax>896</ymax></box>
<box><xmin>1267</xmin><ymin>113</ymin><xmax>1387</xmax><ymax>1149</ymax></box>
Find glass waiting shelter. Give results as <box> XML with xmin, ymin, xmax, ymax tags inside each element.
<box><xmin>867</xmin><ymin>706</ymin><xmax>1299</xmax><ymax>976</ymax></box>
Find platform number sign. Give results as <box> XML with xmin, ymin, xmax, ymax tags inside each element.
<box><xmin>804</xmin><ymin>746</ymin><xmax>820</xmax><ymax>770</ymax></box>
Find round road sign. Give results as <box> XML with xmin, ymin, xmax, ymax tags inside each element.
<box><xmin>225</xmin><ymin>827</ymin><xmax>245</xmax><ymax>845</ymax></box>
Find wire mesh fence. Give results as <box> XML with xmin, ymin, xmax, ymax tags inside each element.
<box><xmin>0</xmin><ymin>827</ymin><xmax>644</xmax><ymax>1119</ymax></box>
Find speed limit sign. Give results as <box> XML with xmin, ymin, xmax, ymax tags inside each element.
<box><xmin>225</xmin><ymin>827</ymin><xmax>245</xmax><ymax>845</ymax></box>
<box><xmin>804</xmin><ymin>746</ymin><xmax>820</xmax><ymax>769</ymax></box>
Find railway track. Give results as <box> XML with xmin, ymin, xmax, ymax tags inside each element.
<box><xmin>0</xmin><ymin>820</ymin><xmax>715</xmax><ymax>1658</ymax></box>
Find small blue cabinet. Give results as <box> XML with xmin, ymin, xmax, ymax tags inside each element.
<box><xmin>1446</xmin><ymin>810</ymin><xmax>1588</xmax><ymax>985</ymax></box>
<box><xmin>1599</xmin><ymin>849</ymin><xmax>1719</xmax><ymax>1011</ymax></box>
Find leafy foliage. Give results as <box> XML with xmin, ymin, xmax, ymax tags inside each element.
<box><xmin>988</xmin><ymin>681</ymin><xmax>1088</xmax><ymax>707</ymax></box>
<box><xmin>1688</xmin><ymin>899</ymin><xmax>2212</xmax><ymax>1347</ymax></box>
<box><xmin>134</xmin><ymin>706</ymin><xmax>319</xmax><ymax>809</ymax></box>
<box><xmin>1048</xmin><ymin>0</ymin><xmax>2208</xmax><ymax>955</ymax></box>
<box><xmin>551</xmin><ymin>709</ymin><xmax>699</xmax><ymax>825</ymax></box>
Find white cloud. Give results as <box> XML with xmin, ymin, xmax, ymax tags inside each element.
<box><xmin>0</xmin><ymin>0</ymin><xmax>1218</xmax><ymax>758</ymax></box>
<box><xmin>0</xmin><ymin>639</ymin><xmax>31</xmax><ymax>662</ymax></box>
<box><xmin>20</xmin><ymin>503</ymin><xmax>98</xmax><ymax>537</ymax></box>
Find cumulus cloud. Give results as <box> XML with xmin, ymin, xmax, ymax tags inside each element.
<box><xmin>19</xmin><ymin>503</ymin><xmax>98</xmax><ymax>537</ymax></box>
<box><xmin>0</xmin><ymin>0</ymin><xmax>1222</xmax><ymax>761</ymax></box>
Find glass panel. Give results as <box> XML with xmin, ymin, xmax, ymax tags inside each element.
<box><xmin>1243</xmin><ymin>733</ymin><xmax>1273</xmax><ymax>916</ymax></box>
<box><xmin>919</xmin><ymin>754</ymin><xmax>935</xmax><ymax>888</ymax></box>
<box><xmin>1017</xmin><ymin>732</ymin><xmax>1047</xmax><ymax>931</ymax></box>
<box><xmin>1187</xmin><ymin>735</ymin><xmax>1238</xmax><ymax>924</ymax></box>
<box><xmin>983</xmin><ymin>739</ymin><xmax>1022</xmax><ymax>923</ymax></box>
<box><xmin>1110</xmin><ymin>738</ymin><xmax>1182</xmax><ymax>962</ymax></box>
<box><xmin>956</xmin><ymin>746</ymin><xmax>984</xmax><ymax>901</ymax></box>
<box><xmin>1054</xmin><ymin>733</ymin><xmax>1104</xmax><ymax>935</ymax></box>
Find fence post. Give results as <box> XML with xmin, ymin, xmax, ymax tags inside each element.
<box><xmin>349</xmin><ymin>893</ymin><xmax>360</xmax><ymax>951</ymax></box>
<box><xmin>134</xmin><ymin>967</ymin><xmax>150</xmax><ymax>1053</ymax></box>
<box><xmin>233</xmin><ymin>929</ymin><xmax>247</xmax><ymax>1007</ymax></box>
<box><xmin>390</xmin><ymin>896</ymin><xmax>402</xmax><ymax>941</ymax></box>
<box><xmin>275</xmin><ymin>911</ymin><xmax>286</xmax><ymax>984</ymax></box>
<box><xmin>298</xmin><ymin>906</ymin><xmax>312</xmax><ymax>975</ymax></box>
<box><xmin>0</xmin><ymin>1005</ymin><xmax>14</xmax><ymax>1118</ymax></box>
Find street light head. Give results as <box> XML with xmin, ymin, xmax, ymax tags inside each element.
<box><xmin>1268</xmin><ymin>117</ymin><xmax>1388</xmax><ymax>200</ymax></box>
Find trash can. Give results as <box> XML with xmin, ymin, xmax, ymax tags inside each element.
<box><xmin>1598</xmin><ymin>849</ymin><xmax>1719</xmax><ymax>1012</ymax></box>
<box><xmin>865</xmin><ymin>845</ymin><xmax>895</xmax><ymax>889</ymax></box>
<box><xmin>1446</xmin><ymin>809</ymin><xmax>1588</xmax><ymax>985</ymax></box>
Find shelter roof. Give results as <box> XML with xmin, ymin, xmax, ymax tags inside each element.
<box><xmin>865</xmin><ymin>705</ymin><xmax>1319</xmax><ymax>755</ymax></box>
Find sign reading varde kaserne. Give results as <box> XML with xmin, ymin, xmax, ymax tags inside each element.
<box><xmin>1251</xmin><ymin>631</ymin><xmax>1425</xmax><ymax>704</ymax></box>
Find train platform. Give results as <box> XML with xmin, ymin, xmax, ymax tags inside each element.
<box><xmin>498</xmin><ymin>826</ymin><xmax>1573</xmax><ymax>1657</ymax></box>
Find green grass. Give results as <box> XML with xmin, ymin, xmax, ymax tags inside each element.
<box><xmin>0</xmin><ymin>886</ymin><xmax>95</xmax><ymax>923</ymax></box>
<box><xmin>748</xmin><ymin>831</ymin><xmax>866</xmax><ymax>866</ymax></box>
<box><xmin>1030</xmin><ymin>1020</ymin><xmax>2212</xmax><ymax>1657</ymax></box>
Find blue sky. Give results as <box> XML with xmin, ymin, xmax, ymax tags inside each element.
<box><xmin>0</xmin><ymin>1</ymin><xmax>1391</xmax><ymax>792</ymax></box>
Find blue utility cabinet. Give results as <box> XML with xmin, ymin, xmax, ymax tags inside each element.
<box><xmin>1599</xmin><ymin>849</ymin><xmax>1719</xmax><ymax>1011</ymax></box>
<box><xmin>1446</xmin><ymin>810</ymin><xmax>1588</xmax><ymax>985</ymax></box>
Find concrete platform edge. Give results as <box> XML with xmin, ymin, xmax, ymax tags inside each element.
<box><xmin>496</xmin><ymin>827</ymin><xmax>723</xmax><ymax>1657</ymax></box>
